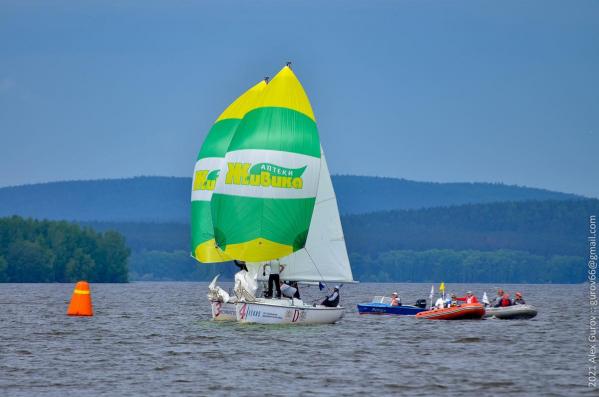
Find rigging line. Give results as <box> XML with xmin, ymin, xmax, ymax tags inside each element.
<box><xmin>304</xmin><ymin>247</ymin><xmax>325</xmax><ymax>283</ymax></box>
<box><xmin>300</xmin><ymin>147</ymin><xmax>325</xmax><ymax>283</ymax></box>
<box><xmin>315</xmin><ymin>196</ymin><xmax>335</xmax><ymax>205</ymax></box>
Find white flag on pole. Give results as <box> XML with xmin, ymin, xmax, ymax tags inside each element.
<box><xmin>428</xmin><ymin>285</ymin><xmax>434</xmax><ymax>308</ymax></box>
<box><xmin>482</xmin><ymin>292</ymin><xmax>490</xmax><ymax>306</ymax></box>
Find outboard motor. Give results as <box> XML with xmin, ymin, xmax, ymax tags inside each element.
<box><xmin>415</xmin><ymin>299</ymin><xmax>427</xmax><ymax>309</ymax></box>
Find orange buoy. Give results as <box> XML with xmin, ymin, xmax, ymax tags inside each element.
<box><xmin>67</xmin><ymin>281</ymin><xmax>93</xmax><ymax>316</ymax></box>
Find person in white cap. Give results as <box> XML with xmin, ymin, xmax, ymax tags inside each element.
<box><xmin>390</xmin><ymin>292</ymin><xmax>401</xmax><ymax>306</ymax></box>
<box><xmin>454</xmin><ymin>290</ymin><xmax>479</xmax><ymax>304</ymax></box>
<box><xmin>321</xmin><ymin>286</ymin><xmax>340</xmax><ymax>307</ymax></box>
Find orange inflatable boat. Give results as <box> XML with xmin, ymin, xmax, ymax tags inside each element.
<box><xmin>416</xmin><ymin>303</ymin><xmax>485</xmax><ymax>320</ymax></box>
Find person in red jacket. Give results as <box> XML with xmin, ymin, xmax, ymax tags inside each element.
<box><xmin>454</xmin><ymin>291</ymin><xmax>479</xmax><ymax>304</ymax></box>
<box><xmin>500</xmin><ymin>293</ymin><xmax>512</xmax><ymax>307</ymax></box>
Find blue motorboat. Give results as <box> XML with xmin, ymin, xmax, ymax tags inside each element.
<box><xmin>357</xmin><ymin>296</ymin><xmax>427</xmax><ymax>315</ymax></box>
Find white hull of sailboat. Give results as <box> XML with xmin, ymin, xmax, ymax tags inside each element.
<box><xmin>235</xmin><ymin>299</ymin><xmax>345</xmax><ymax>325</ymax></box>
<box><xmin>210</xmin><ymin>300</ymin><xmax>237</xmax><ymax>321</ymax></box>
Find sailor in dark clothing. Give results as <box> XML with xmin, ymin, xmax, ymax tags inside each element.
<box><xmin>263</xmin><ymin>260</ymin><xmax>285</xmax><ymax>299</ymax></box>
<box><xmin>290</xmin><ymin>281</ymin><xmax>301</xmax><ymax>299</ymax></box>
<box><xmin>321</xmin><ymin>286</ymin><xmax>340</xmax><ymax>307</ymax></box>
<box><xmin>512</xmin><ymin>292</ymin><xmax>526</xmax><ymax>305</ymax></box>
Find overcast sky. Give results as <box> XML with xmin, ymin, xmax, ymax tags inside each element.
<box><xmin>1</xmin><ymin>0</ymin><xmax>597</xmax><ymax>197</ymax></box>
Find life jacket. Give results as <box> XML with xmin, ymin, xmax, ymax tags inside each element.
<box><xmin>501</xmin><ymin>294</ymin><xmax>511</xmax><ymax>307</ymax></box>
<box><xmin>323</xmin><ymin>291</ymin><xmax>340</xmax><ymax>307</ymax></box>
<box><xmin>466</xmin><ymin>296</ymin><xmax>478</xmax><ymax>304</ymax></box>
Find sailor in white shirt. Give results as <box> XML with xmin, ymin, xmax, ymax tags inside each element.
<box><xmin>263</xmin><ymin>259</ymin><xmax>285</xmax><ymax>298</ymax></box>
<box><xmin>434</xmin><ymin>297</ymin><xmax>445</xmax><ymax>309</ymax></box>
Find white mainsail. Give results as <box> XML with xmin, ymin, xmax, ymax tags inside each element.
<box><xmin>247</xmin><ymin>148</ymin><xmax>354</xmax><ymax>283</ymax></box>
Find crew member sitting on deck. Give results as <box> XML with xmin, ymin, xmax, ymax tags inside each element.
<box><xmin>390</xmin><ymin>292</ymin><xmax>401</xmax><ymax>306</ymax></box>
<box><xmin>455</xmin><ymin>291</ymin><xmax>479</xmax><ymax>304</ymax></box>
<box><xmin>290</xmin><ymin>281</ymin><xmax>301</xmax><ymax>299</ymax></box>
<box><xmin>280</xmin><ymin>281</ymin><xmax>298</xmax><ymax>299</ymax></box>
<box><xmin>512</xmin><ymin>292</ymin><xmax>526</xmax><ymax>305</ymax></box>
<box><xmin>321</xmin><ymin>286</ymin><xmax>340</xmax><ymax>307</ymax></box>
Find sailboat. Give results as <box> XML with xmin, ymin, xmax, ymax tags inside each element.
<box><xmin>191</xmin><ymin>64</ymin><xmax>354</xmax><ymax>324</ymax></box>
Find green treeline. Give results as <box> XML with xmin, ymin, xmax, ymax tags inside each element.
<box><xmin>351</xmin><ymin>249</ymin><xmax>583</xmax><ymax>283</ymax></box>
<box><xmin>0</xmin><ymin>216</ymin><xmax>130</xmax><ymax>282</ymax></box>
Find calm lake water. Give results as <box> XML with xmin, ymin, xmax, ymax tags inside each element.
<box><xmin>0</xmin><ymin>282</ymin><xmax>594</xmax><ymax>396</ymax></box>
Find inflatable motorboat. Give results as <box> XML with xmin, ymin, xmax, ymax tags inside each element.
<box><xmin>357</xmin><ymin>296</ymin><xmax>427</xmax><ymax>316</ymax></box>
<box><xmin>416</xmin><ymin>303</ymin><xmax>485</xmax><ymax>320</ymax></box>
<box><xmin>484</xmin><ymin>304</ymin><xmax>537</xmax><ymax>319</ymax></box>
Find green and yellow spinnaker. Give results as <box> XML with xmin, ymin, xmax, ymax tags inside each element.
<box><xmin>211</xmin><ymin>66</ymin><xmax>321</xmax><ymax>262</ymax></box>
<box><xmin>191</xmin><ymin>80</ymin><xmax>267</xmax><ymax>263</ymax></box>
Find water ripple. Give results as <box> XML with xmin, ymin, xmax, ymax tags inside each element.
<box><xmin>0</xmin><ymin>282</ymin><xmax>589</xmax><ymax>396</ymax></box>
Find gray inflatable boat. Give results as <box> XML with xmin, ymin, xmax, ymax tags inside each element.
<box><xmin>484</xmin><ymin>304</ymin><xmax>537</xmax><ymax>319</ymax></box>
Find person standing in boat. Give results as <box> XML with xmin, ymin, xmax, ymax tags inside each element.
<box><xmin>390</xmin><ymin>292</ymin><xmax>401</xmax><ymax>306</ymax></box>
<box><xmin>454</xmin><ymin>291</ymin><xmax>479</xmax><ymax>304</ymax></box>
<box><xmin>263</xmin><ymin>259</ymin><xmax>285</xmax><ymax>299</ymax></box>
<box><xmin>321</xmin><ymin>286</ymin><xmax>340</xmax><ymax>307</ymax></box>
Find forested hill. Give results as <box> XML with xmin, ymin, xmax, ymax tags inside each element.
<box><xmin>0</xmin><ymin>176</ymin><xmax>582</xmax><ymax>222</ymax></box>
<box><xmin>343</xmin><ymin>199</ymin><xmax>599</xmax><ymax>257</ymax></box>
<box><xmin>332</xmin><ymin>176</ymin><xmax>581</xmax><ymax>214</ymax></box>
